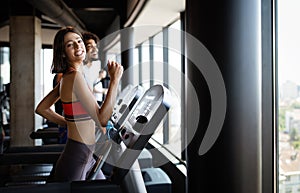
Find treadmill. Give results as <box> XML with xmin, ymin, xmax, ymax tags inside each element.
<box><xmin>0</xmin><ymin>84</ymin><xmax>144</xmax><ymax>186</ymax></box>
<box><xmin>95</xmin><ymin>84</ymin><xmax>144</xmax><ymax>142</ymax></box>
<box><xmin>0</xmin><ymin>84</ymin><xmax>172</xmax><ymax>193</ymax></box>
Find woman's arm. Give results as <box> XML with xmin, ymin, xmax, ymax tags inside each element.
<box><xmin>35</xmin><ymin>84</ymin><xmax>66</xmax><ymax>126</ymax></box>
<box><xmin>73</xmin><ymin>61</ymin><xmax>123</xmax><ymax>127</ymax></box>
<box><xmin>98</xmin><ymin>61</ymin><xmax>123</xmax><ymax>124</ymax></box>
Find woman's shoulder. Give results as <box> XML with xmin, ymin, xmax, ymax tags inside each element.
<box><xmin>63</xmin><ymin>70</ymin><xmax>83</xmax><ymax>78</ymax></box>
<box><xmin>61</xmin><ymin>71</ymin><xmax>85</xmax><ymax>88</ymax></box>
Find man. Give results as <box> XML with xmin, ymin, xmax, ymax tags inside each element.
<box><xmin>93</xmin><ymin>69</ymin><xmax>108</xmax><ymax>106</ymax></box>
<box><xmin>82</xmin><ymin>32</ymin><xmax>101</xmax><ymax>91</ymax></box>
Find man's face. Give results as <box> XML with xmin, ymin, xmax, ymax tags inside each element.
<box><xmin>85</xmin><ymin>39</ymin><xmax>99</xmax><ymax>61</ymax></box>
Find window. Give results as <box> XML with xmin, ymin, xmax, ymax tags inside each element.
<box><xmin>165</xmin><ymin>20</ymin><xmax>182</xmax><ymax>157</ymax></box>
<box><xmin>277</xmin><ymin>0</ymin><xmax>300</xmax><ymax>192</ymax></box>
<box><xmin>141</xmin><ymin>40</ymin><xmax>150</xmax><ymax>89</ymax></box>
<box><xmin>41</xmin><ymin>48</ymin><xmax>54</xmax><ymax>97</ymax></box>
<box><xmin>133</xmin><ymin>47</ymin><xmax>140</xmax><ymax>86</ymax></box>
<box><xmin>153</xmin><ymin>32</ymin><xmax>164</xmax><ymax>85</ymax></box>
<box><xmin>0</xmin><ymin>46</ymin><xmax>10</xmax><ymax>128</ymax></box>
<box><xmin>131</xmin><ymin>19</ymin><xmax>183</xmax><ymax>159</ymax></box>
<box><xmin>0</xmin><ymin>46</ymin><xmax>10</xmax><ymax>90</ymax></box>
<box><xmin>103</xmin><ymin>19</ymin><xmax>184</xmax><ymax>161</ymax></box>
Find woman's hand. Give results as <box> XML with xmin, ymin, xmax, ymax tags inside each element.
<box><xmin>107</xmin><ymin>60</ymin><xmax>123</xmax><ymax>83</ymax></box>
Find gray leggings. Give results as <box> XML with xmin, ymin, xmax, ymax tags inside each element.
<box><xmin>51</xmin><ymin>138</ymin><xmax>105</xmax><ymax>182</ymax></box>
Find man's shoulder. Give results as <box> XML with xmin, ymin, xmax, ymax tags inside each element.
<box><xmin>92</xmin><ymin>60</ymin><xmax>101</xmax><ymax>67</ymax></box>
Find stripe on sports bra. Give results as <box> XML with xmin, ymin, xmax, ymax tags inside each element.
<box><xmin>62</xmin><ymin>101</ymin><xmax>91</xmax><ymax>122</ymax></box>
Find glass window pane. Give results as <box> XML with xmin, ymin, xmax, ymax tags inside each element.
<box><xmin>167</xmin><ymin>20</ymin><xmax>182</xmax><ymax>158</ymax></box>
<box><xmin>278</xmin><ymin>0</ymin><xmax>300</xmax><ymax>192</ymax></box>
<box><xmin>153</xmin><ymin>32</ymin><xmax>164</xmax><ymax>85</ymax></box>
<box><xmin>0</xmin><ymin>47</ymin><xmax>10</xmax><ymax>88</ymax></box>
<box><xmin>42</xmin><ymin>48</ymin><xmax>54</xmax><ymax>97</ymax></box>
<box><xmin>141</xmin><ymin>41</ymin><xmax>150</xmax><ymax>89</ymax></box>
<box><xmin>133</xmin><ymin>47</ymin><xmax>140</xmax><ymax>86</ymax></box>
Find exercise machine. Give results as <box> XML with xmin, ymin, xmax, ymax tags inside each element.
<box><xmin>89</xmin><ymin>84</ymin><xmax>172</xmax><ymax>193</ymax></box>
<box><xmin>0</xmin><ymin>84</ymin><xmax>172</xmax><ymax>193</ymax></box>
<box><xmin>0</xmin><ymin>84</ymin><xmax>144</xmax><ymax>186</ymax></box>
<box><xmin>95</xmin><ymin>84</ymin><xmax>144</xmax><ymax>141</ymax></box>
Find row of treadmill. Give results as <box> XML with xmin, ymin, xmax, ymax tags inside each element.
<box><xmin>0</xmin><ymin>84</ymin><xmax>173</xmax><ymax>193</ymax></box>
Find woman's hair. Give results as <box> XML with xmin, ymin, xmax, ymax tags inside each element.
<box><xmin>51</xmin><ymin>26</ymin><xmax>83</xmax><ymax>74</ymax></box>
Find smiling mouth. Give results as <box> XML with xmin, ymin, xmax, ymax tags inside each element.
<box><xmin>75</xmin><ymin>50</ymin><xmax>84</xmax><ymax>56</ymax></box>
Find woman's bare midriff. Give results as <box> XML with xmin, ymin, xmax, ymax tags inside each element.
<box><xmin>66</xmin><ymin>119</ymin><xmax>96</xmax><ymax>145</ymax></box>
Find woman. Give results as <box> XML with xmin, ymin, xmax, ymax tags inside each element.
<box><xmin>35</xmin><ymin>26</ymin><xmax>123</xmax><ymax>182</ymax></box>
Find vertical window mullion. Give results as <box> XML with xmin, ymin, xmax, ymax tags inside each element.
<box><xmin>138</xmin><ymin>45</ymin><xmax>142</xmax><ymax>85</ymax></box>
<box><xmin>149</xmin><ymin>37</ymin><xmax>154</xmax><ymax>87</ymax></box>
<box><xmin>163</xmin><ymin>27</ymin><xmax>169</xmax><ymax>144</ymax></box>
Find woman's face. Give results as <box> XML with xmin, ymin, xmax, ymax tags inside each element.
<box><xmin>63</xmin><ymin>32</ymin><xmax>86</xmax><ymax>65</ymax></box>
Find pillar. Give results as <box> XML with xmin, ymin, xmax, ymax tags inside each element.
<box><xmin>10</xmin><ymin>16</ymin><xmax>42</xmax><ymax>146</ymax></box>
<box><xmin>120</xmin><ymin>27</ymin><xmax>134</xmax><ymax>87</ymax></box>
<box><xmin>185</xmin><ymin>0</ymin><xmax>263</xmax><ymax>192</ymax></box>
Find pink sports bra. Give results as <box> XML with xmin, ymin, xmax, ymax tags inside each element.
<box><xmin>62</xmin><ymin>100</ymin><xmax>91</xmax><ymax>122</ymax></box>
